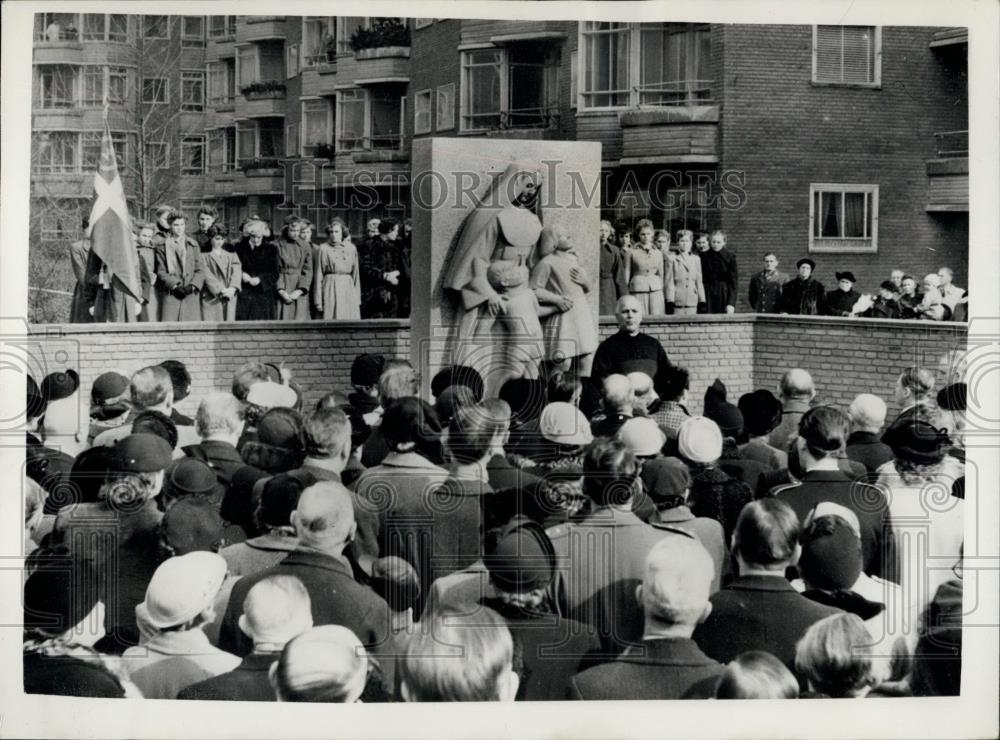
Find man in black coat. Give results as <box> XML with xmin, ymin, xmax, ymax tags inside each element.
<box><xmin>179</xmin><ymin>574</ymin><xmax>313</xmax><ymax>701</ymax></box>
<box><xmin>569</xmin><ymin>535</ymin><xmax>723</xmax><ymax>699</ymax></box>
<box><xmin>693</xmin><ymin>499</ymin><xmax>842</xmax><ymax>667</ymax></box>
<box><xmin>182</xmin><ymin>390</ymin><xmax>246</xmax><ymax>491</ymax></box>
<box><xmin>845</xmin><ymin>393</ymin><xmax>895</xmax><ymax>473</ymax></box>
<box><xmin>779</xmin><ymin>258</ymin><xmax>826</xmax><ymax>315</ymax></box>
<box><xmin>218</xmin><ymin>482</ymin><xmax>391</xmax><ymax>658</ymax></box>
<box><xmin>591</xmin><ymin>296</ymin><xmax>671</xmax><ymax>397</ymax></box>
<box><xmin>701</xmin><ymin>230</ymin><xmax>738</xmax><ymax>314</ymax></box>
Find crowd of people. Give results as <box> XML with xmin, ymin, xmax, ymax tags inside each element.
<box><xmin>599</xmin><ymin>219</ymin><xmax>968</xmax><ymax>320</ymax></box>
<box><xmin>23</xmin><ymin>297</ymin><xmax>967</xmax><ymax>702</ymax></box>
<box><xmin>70</xmin><ymin>206</ymin><xmax>411</xmax><ymax>324</ymax></box>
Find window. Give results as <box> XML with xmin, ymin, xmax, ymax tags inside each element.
<box><xmin>181</xmin><ymin>16</ymin><xmax>205</xmax><ymax>47</ymax></box>
<box><xmin>570</xmin><ymin>49</ymin><xmax>578</xmax><ymax>109</ymax></box>
<box><xmin>809</xmin><ymin>184</ymin><xmax>878</xmax><ymax>253</ymax></box>
<box><xmin>337</xmin><ymin>18</ymin><xmax>364</xmax><ymax>55</ymax></box>
<box><xmin>36</xmin><ymin>66</ymin><xmax>77</xmax><ymax>109</ymax></box>
<box><xmin>414</xmin><ymin>89</ymin><xmax>432</xmax><ymax>135</ymax></box>
<box><xmin>259</xmin><ymin>42</ymin><xmax>286</xmax><ymax>81</ymax></box>
<box><xmin>336</xmin><ymin>89</ymin><xmax>366</xmax><ymax>151</ymax></box>
<box><xmin>286</xmin><ymin>44</ymin><xmax>299</xmax><ymax>78</ymax></box>
<box><xmin>38</xmin><ymin>13</ymin><xmax>80</xmax><ymax>42</ymax></box>
<box><xmin>79</xmin><ymin>66</ymin><xmax>129</xmax><ymax>107</ymax></box>
<box><xmin>82</xmin><ymin>66</ymin><xmax>104</xmax><ymax>106</ymax></box>
<box><xmin>237</xmin><ymin>121</ymin><xmax>255</xmax><ymax>165</ymax></box>
<box><xmin>209</xmin><ymin>126</ymin><xmax>238</xmax><ymax>171</ymax></box>
<box><xmin>32</xmin><ymin>132</ymin><xmax>78</xmax><ymax>174</ymax></box>
<box><xmin>108</xmin><ymin>67</ymin><xmax>128</xmax><ymax>104</ymax></box>
<box><xmin>461</xmin><ymin>44</ymin><xmax>559</xmax><ymax>131</ymax></box>
<box><xmin>81</xmin><ymin>130</ymin><xmax>130</xmax><ymax>171</ymax></box>
<box><xmin>208</xmin><ymin>16</ymin><xmax>237</xmax><ymax>38</ymax></box>
<box><xmin>181</xmin><ymin>70</ymin><xmax>205</xmax><ymax>111</ymax></box>
<box><xmin>108</xmin><ymin>15</ymin><xmax>128</xmax><ymax>42</ymax></box>
<box><xmin>82</xmin><ymin>14</ymin><xmax>105</xmax><ymax>41</ymax></box>
<box><xmin>303</xmin><ymin>17</ymin><xmax>335</xmax><ymax>67</ymax></box>
<box><xmin>370</xmin><ymin>89</ymin><xmax>403</xmax><ymax>149</ymax></box>
<box><xmin>142</xmin><ymin>76</ymin><xmax>167</xmax><ymax>104</ymax></box>
<box><xmin>301</xmin><ymin>98</ymin><xmax>333</xmax><ymax>155</ymax></box>
<box><xmin>223</xmin><ymin>127</ymin><xmax>236</xmax><ymax>171</ymax></box>
<box><xmin>181</xmin><ymin>135</ymin><xmax>206</xmax><ymax>174</ymax></box>
<box><xmin>238</xmin><ymin>46</ymin><xmax>257</xmax><ymax>88</ymax></box>
<box><xmin>580</xmin><ymin>22</ymin><xmax>712</xmax><ymax>109</ymax></box>
<box><xmin>813</xmin><ymin>26</ymin><xmax>881</xmax><ymax>86</ymax></box>
<box><xmin>142</xmin><ymin>15</ymin><xmax>168</xmax><ymax>40</ymax></box>
<box><xmin>436</xmin><ymin>83</ymin><xmax>455</xmax><ymax>131</ymax></box>
<box><xmin>208</xmin><ymin>59</ymin><xmax>236</xmax><ymax>105</ymax></box>
<box><xmin>285</xmin><ymin>123</ymin><xmax>298</xmax><ymax>157</ymax></box>
<box><xmin>258</xmin><ymin>118</ymin><xmax>284</xmax><ymax>158</ymax></box>
<box><xmin>414</xmin><ymin>18</ymin><xmax>433</xmax><ymax>30</ymax></box>
<box><xmin>146</xmin><ymin>141</ymin><xmax>169</xmax><ymax>170</ymax></box>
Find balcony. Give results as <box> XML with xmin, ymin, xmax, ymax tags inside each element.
<box><xmin>33</xmin><ymin>36</ymin><xmax>84</xmax><ymax>64</ymax></box>
<box><xmin>460</xmin><ymin>19</ymin><xmax>571</xmax><ymax>47</ymax></box>
<box><xmin>238</xmin><ymin>82</ymin><xmax>287</xmax><ymax>117</ymax></box>
<box><xmin>926</xmin><ymin>130</ymin><xmax>968</xmax><ymax>212</ymax></box>
<box><xmin>929</xmin><ymin>28</ymin><xmax>968</xmax><ymax>48</ymax></box>
<box><xmin>237</xmin><ymin>17</ymin><xmax>286</xmax><ymax>43</ymax></box>
<box><xmin>337</xmin><ymin>46</ymin><xmax>410</xmax><ymax>87</ymax></box>
<box><xmin>618</xmin><ymin>104</ymin><xmax>720</xmax><ymax>165</ymax></box>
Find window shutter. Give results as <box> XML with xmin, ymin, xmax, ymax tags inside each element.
<box><xmin>840</xmin><ymin>27</ymin><xmax>873</xmax><ymax>84</ymax></box>
<box><xmin>816</xmin><ymin>25</ymin><xmax>874</xmax><ymax>84</ymax></box>
<box><xmin>815</xmin><ymin>26</ymin><xmax>842</xmax><ymax>82</ymax></box>
<box><xmin>287</xmin><ymin>44</ymin><xmax>299</xmax><ymax>78</ymax></box>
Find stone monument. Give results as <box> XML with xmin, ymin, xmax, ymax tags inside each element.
<box><xmin>410</xmin><ymin>138</ymin><xmax>602</xmax><ymax>398</ymax></box>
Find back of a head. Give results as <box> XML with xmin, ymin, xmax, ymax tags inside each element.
<box><xmin>132</xmin><ymin>409</ymin><xmax>178</xmax><ymax>450</ymax></box>
<box><xmin>400</xmin><ymin>606</ymin><xmax>514</xmax><ymax>702</ymax></box>
<box><xmin>780</xmin><ymin>368</ymin><xmax>814</xmax><ymax>401</ymax></box>
<box><xmin>232</xmin><ymin>361</ymin><xmax>270</xmax><ymax>401</ymax></box>
<box><xmin>794</xmin><ymin>613</ymin><xmax>877</xmax><ymax>697</ymax></box>
<box><xmin>797</xmin><ymin>406</ymin><xmax>849</xmax><ymax>460</ymax></box>
<box><xmin>196</xmin><ymin>391</ymin><xmax>245</xmax><ymax>439</ymax></box>
<box><xmin>371</xmin><ymin>556</ymin><xmax>421</xmax><ymax>615</ymax></box>
<box><xmin>431</xmin><ymin>365</ymin><xmax>485</xmax><ymax>402</ymax></box>
<box><xmin>582</xmin><ymin>437</ymin><xmax>640</xmax><ymax>507</ymax></box>
<box><xmin>499</xmin><ymin>378</ymin><xmax>546</xmax><ymax>423</ymax></box>
<box><xmin>242</xmin><ymin>575</ymin><xmax>313</xmax><ymax>646</ymax></box>
<box><xmin>547</xmin><ymin>370</ymin><xmax>582</xmax><ymax>404</ymax></box>
<box><xmin>303</xmin><ymin>407</ymin><xmax>351</xmax><ymax>460</ymax></box>
<box><xmin>847</xmin><ymin>393</ymin><xmax>887</xmax><ymax>432</ymax></box>
<box><xmin>379</xmin><ymin>363</ymin><xmax>419</xmax><ymax>406</ymax></box>
<box><xmin>273</xmin><ymin>625</ymin><xmax>367</xmax><ymax>702</ymax></box>
<box><xmin>715</xmin><ymin>652</ymin><xmax>800</xmax><ymax>699</ymax></box>
<box><xmin>641</xmin><ymin>536</ymin><xmax>714</xmax><ymax>628</ymax></box>
<box><xmin>733</xmin><ymin>499</ymin><xmax>801</xmax><ymax>568</ymax></box>
<box><xmin>381</xmin><ymin>397</ymin><xmax>441</xmax><ymax>455</ymax></box>
<box><xmin>662</xmin><ymin>365</ymin><xmax>690</xmax><ymax>403</ymax></box>
<box><xmin>900</xmin><ymin>366</ymin><xmax>936</xmax><ymax>400</ymax></box>
<box><xmin>798</xmin><ymin>513</ymin><xmax>863</xmax><ymax>592</ymax></box>
<box><xmin>435</xmin><ymin>385</ymin><xmax>476</xmax><ymax>427</ymax></box>
<box><xmin>159</xmin><ymin>360</ymin><xmax>192</xmax><ymax>403</ymax></box>
<box><xmin>131</xmin><ymin>365</ymin><xmax>173</xmax><ymax>410</ymax></box>
<box><xmin>316</xmin><ymin>390</ymin><xmax>350</xmax><ymax>411</ymax></box>
<box><xmin>446</xmin><ymin>402</ymin><xmax>496</xmax><ymax>464</ymax></box>
<box><xmin>293</xmin><ymin>481</ymin><xmax>356</xmax><ymax>549</ymax></box>
<box><xmin>602</xmin><ymin>374</ymin><xmax>634</xmax><ymax>411</ymax></box>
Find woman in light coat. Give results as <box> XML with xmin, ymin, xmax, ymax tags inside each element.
<box><xmin>312</xmin><ymin>218</ymin><xmax>361</xmax><ymax>320</ymax></box>
<box><xmin>201</xmin><ymin>224</ymin><xmax>242</xmax><ymax>322</ymax></box>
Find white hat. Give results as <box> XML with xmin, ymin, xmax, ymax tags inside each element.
<box><xmin>137</xmin><ymin>552</ymin><xmax>227</xmax><ymax>630</ymax></box>
<box><xmin>539</xmin><ymin>402</ymin><xmax>593</xmax><ymax>446</ymax></box>
<box><xmin>246</xmin><ymin>380</ymin><xmax>298</xmax><ymax>409</ymax></box>
<box><xmin>677</xmin><ymin>416</ymin><xmax>723</xmax><ymax>464</ymax></box>
<box><xmin>626</xmin><ymin>372</ymin><xmax>656</xmax><ymax>399</ymax></box>
<box><xmin>618</xmin><ymin>417</ymin><xmax>666</xmax><ymax>457</ymax></box>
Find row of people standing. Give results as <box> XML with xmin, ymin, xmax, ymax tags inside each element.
<box><xmin>70</xmin><ymin>207</ymin><xmax>412</xmax><ymax>323</ymax></box>
<box><xmin>598</xmin><ymin>220</ymin><xmax>738</xmax><ymax>316</ymax></box>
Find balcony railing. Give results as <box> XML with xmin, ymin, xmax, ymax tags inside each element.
<box><xmin>34</xmin><ymin>95</ymin><xmax>77</xmax><ymax>109</ymax></box>
<box><xmin>933</xmin><ymin>130</ymin><xmax>968</xmax><ymax>158</ymax></box>
<box><xmin>637</xmin><ymin>80</ymin><xmax>713</xmax><ymax>107</ymax></box>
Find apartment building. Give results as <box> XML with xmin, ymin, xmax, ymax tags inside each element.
<box><xmin>31</xmin><ymin>16</ymin><xmax>968</xmax><ymax>306</ymax></box>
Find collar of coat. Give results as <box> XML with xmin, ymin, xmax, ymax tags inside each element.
<box><xmin>618</xmin><ymin>638</ymin><xmax>718</xmax><ymax>666</ymax></box>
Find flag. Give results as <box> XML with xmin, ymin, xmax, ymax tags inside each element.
<box><xmin>86</xmin><ymin>118</ymin><xmax>141</xmax><ymax>301</ymax></box>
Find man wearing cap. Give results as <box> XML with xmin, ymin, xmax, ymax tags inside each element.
<box><xmin>737</xmin><ymin>389</ymin><xmax>787</xmax><ymax>471</ymax></box>
<box><xmin>93</xmin><ymin>365</ymin><xmax>200</xmax><ymax>449</ymax></box>
<box><xmin>845</xmin><ymin>393</ymin><xmax>895</xmax><ymax>473</ymax></box>
<box><xmin>748</xmin><ymin>252</ymin><xmax>788</xmax><ymax>313</ymax></box>
<box><xmin>88</xmin><ymin>371</ymin><xmax>132</xmax><ymax>445</ymax></box>
<box><xmin>590</xmin><ymin>374</ymin><xmax>635</xmax><ymax>438</ymax></box>
<box><xmin>770</xmin><ymin>368</ymin><xmax>816</xmax><ymax>454</ymax></box>
<box><xmin>779</xmin><ymin>258</ymin><xmax>826</xmax><ymax>315</ymax></box>
<box><xmin>219</xmin><ymin>482</ymin><xmax>391</xmax><ymax>659</ymax></box>
<box><xmin>548</xmin><ymin>438</ymin><xmax>694</xmax><ymax>655</ymax></box>
<box><xmin>179</xmin><ymin>575</ymin><xmax>314</xmax><ymax>702</ymax></box>
<box><xmin>52</xmin><ymin>432</ymin><xmax>174</xmax><ymax>652</ymax></box>
<box><xmin>591</xmin><ymin>296</ymin><xmax>672</xmax><ymax>398</ymax></box>
<box><xmin>569</xmin><ymin>536</ymin><xmax>723</xmax><ymax>700</ymax></box>
<box><xmin>123</xmin><ymin>551</ymin><xmax>239</xmax><ymax>698</ymax></box>
<box><xmin>824</xmin><ymin>271</ymin><xmax>862</xmax><ymax>317</ymax></box>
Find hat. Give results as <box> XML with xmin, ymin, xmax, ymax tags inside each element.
<box><xmin>431</xmin><ymin>365</ymin><xmax>485</xmax><ymax>402</ymax></box>
<box><xmin>936</xmin><ymin>382</ymin><xmax>967</xmax><ymax>412</ymax></box>
<box><xmin>835</xmin><ymin>271</ymin><xmax>857</xmax><ymax>283</ymax></box>
<box><xmin>67</xmin><ymin>446</ymin><xmax>112</xmax><ymax>505</ymax></box>
<box><xmin>618</xmin><ymin>417</ymin><xmax>666</xmax><ymax>457</ymax></box>
<box><xmin>163</xmin><ymin>458</ymin><xmax>221</xmax><ymax>500</ymax></box>
<box><xmin>110</xmin><ymin>433</ymin><xmax>174</xmax><ymax>473</ymax></box>
<box><xmin>626</xmin><ymin>372</ymin><xmax>655</xmax><ymax>399</ymax></box>
<box><xmin>703</xmin><ymin>378</ymin><xmax>727</xmax><ymax>413</ymax></box>
<box><xmin>483</xmin><ymin>518</ymin><xmax>556</xmax><ymax>592</ymax></box>
<box><xmin>799</xmin><ymin>515</ymin><xmax>864</xmax><ymax>591</ymax></box>
<box><xmin>882</xmin><ymin>419</ymin><xmax>950</xmax><ymax>465</ymax></box>
<box><xmin>738</xmin><ymin>390</ymin><xmax>783</xmax><ymax>437</ymax></box>
<box><xmin>498</xmin><ymin>378</ymin><xmax>546</xmax><ymax>422</ymax></box>
<box><xmin>246</xmin><ymin>381</ymin><xmax>298</xmax><ymax>409</ymax></box>
<box><xmin>91</xmin><ymin>372</ymin><xmax>130</xmax><ymax>406</ymax></box>
<box><xmin>41</xmin><ymin>369</ymin><xmax>79</xmax><ymax>402</ymax></box>
<box><xmin>381</xmin><ymin>397</ymin><xmax>440</xmax><ymax>451</ymax></box>
<box><xmin>23</xmin><ymin>549</ymin><xmax>100</xmax><ymax>635</ymax></box>
<box><xmin>677</xmin><ymin>416</ymin><xmax>723</xmax><ymax>464</ymax></box>
<box><xmin>163</xmin><ymin>498</ymin><xmax>225</xmax><ymax>555</ymax></box>
<box><xmin>539</xmin><ymin>402</ymin><xmax>593</xmax><ymax>446</ymax></box>
<box><xmin>705</xmin><ymin>401</ymin><xmax>743</xmax><ymax>438</ymax></box>
<box><xmin>256</xmin><ymin>409</ymin><xmax>304</xmax><ymax>450</ymax></box>
<box><xmin>434</xmin><ymin>385</ymin><xmax>476</xmax><ymax>426</ymax></box>
<box><xmin>371</xmin><ymin>556</ymin><xmax>421</xmax><ymax>613</ymax></box>
<box><xmin>879</xmin><ymin>280</ymin><xmax>899</xmax><ymax>293</ymax></box>
<box><xmin>138</xmin><ymin>551</ymin><xmax>227</xmax><ymax>630</ymax></box>
<box><xmin>796</xmin><ymin>258</ymin><xmax>816</xmax><ymax>270</ymax></box>
<box><xmin>258</xmin><ymin>470</ymin><xmax>316</xmax><ymax>528</ymax></box>
<box><xmin>350</xmin><ymin>353</ymin><xmax>385</xmax><ymax>387</ymax></box>
<box><xmin>640</xmin><ymin>457</ymin><xmax>692</xmax><ymax>507</ymax></box>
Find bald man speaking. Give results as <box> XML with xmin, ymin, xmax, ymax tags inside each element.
<box><xmin>591</xmin><ymin>295</ymin><xmax>672</xmax><ymax>397</ymax></box>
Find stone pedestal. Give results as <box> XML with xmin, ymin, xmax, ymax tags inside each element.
<box><xmin>410</xmin><ymin>137</ymin><xmax>602</xmax><ymax>398</ymax></box>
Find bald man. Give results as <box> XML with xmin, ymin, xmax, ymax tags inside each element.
<box><xmin>591</xmin><ymin>296</ymin><xmax>672</xmax><ymax>397</ymax></box>
<box><xmin>591</xmin><ymin>374</ymin><xmax>636</xmax><ymax>438</ymax></box>
<box><xmin>270</xmin><ymin>625</ymin><xmax>369</xmax><ymax>702</ymax></box>
<box><xmin>845</xmin><ymin>394</ymin><xmax>894</xmax><ymax>473</ymax></box>
<box><xmin>218</xmin><ymin>482</ymin><xmax>391</xmax><ymax>659</ymax></box>
<box><xmin>568</xmin><ymin>536</ymin><xmax>723</xmax><ymax>700</ymax></box>
<box><xmin>770</xmin><ymin>368</ymin><xmax>816</xmax><ymax>453</ymax></box>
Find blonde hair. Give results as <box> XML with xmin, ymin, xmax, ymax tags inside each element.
<box><xmin>795</xmin><ymin>614</ymin><xmax>882</xmax><ymax>697</ymax></box>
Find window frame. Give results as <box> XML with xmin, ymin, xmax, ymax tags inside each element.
<box><xmin>180</xmin><ymin>69</ymin><xmax>206</xmax><ymax>112</ymax></box>
<box><xmin>32</xmin><ymin>131</ymin><xmax>79</xmax><ymax>174</ymax></box>
<box><xmin>180</xmin><ymin>134</ymin><xmax>207</xmax><ymax>175</ymax></box>
<box><xmin>460</xmin><ymin>46</ymin><xmax>559</xmax><ymax>133</ymax></box>
<box><xmin>181</xmin><ymin>16</ymin><xmax>206</xmax><ymax>48</ymax></box>
<box><xmin>141</xmin><ymin>76</ymin><xmax>168</xmax><ymax>105</ymax></box>
<box><xmin>300</xmin><ymin>97</ymin><xmax>333</xmax><ymax>156</ymax></box>
<box><xmin>413</xmin><ymin>88</ymin><xmax>432</xmax><ymax>135</ymax></box>
<box><xmin>82</xmin><ymin>14</ymin><xmax>129</xmax><ymax>43</ymax></box>
<box><xmin>414</xmin><ymin>18</ymin><xmax>434</xmax><ymax>30</ymax></box>
<box><xmin>146</xmin><ymin>140</ymin><xmax>170</xmax><ymax>171</ymax></box>
<box><xmin>808</xmin><ymin>183</ymin><xmax>879</xmax><ymax>254</ymax></box>
<box><xmin>811</xmin><ymin>25</ymin><xmax>882</xmax><ymax>89</ymax></box>
<box><xmin>336</xmin><ymin>88</ymin><xmax>368</xmax><ymax>152</ymax></box>
<box><xmin>142</xmin><ymin>15</ymin><xmax>169</xmax><ymax>40</ymax></box>
<box><xmin>436</xmin><ymin>83</ymin><xmax>455</xmax><ymax>131</ymax></box>
<box><xmin>286</xmin><ymin>43</ymin><xmax>299</xmax><ymax>78</ymax></box>
<box><xmin>208</xmin><ymin>16</ymin><xmax>237</xmax><ymax>39</ymax></box>
<box><xmin>36</xmin><ymin>65</ymin><xmax>79</xmax><ymax>109</ymax></box>
<box><xmin>302</xmin><ymin>16</ymin><xmax>335</xmax><ymax>68</ymax></box>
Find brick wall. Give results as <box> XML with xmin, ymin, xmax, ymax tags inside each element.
<box><xmin>29</xmin><ymin>316</ymin><xmax>965</xmax><ymax>420</ymax></box>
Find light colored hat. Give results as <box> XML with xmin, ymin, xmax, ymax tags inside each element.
<box><xmin>137</xmin><ymin>552</ymin><xmax>227</xmax><ymax>630</ymax></box>
<box><xmin>246</xmin><ymin>380</ymin><xmax>298</xmax><ymax>409</ymax></box>
<box><xmin>677</xmin><ymin>416</ymin><xmax>723</xmax><ymax>464</ymax></box>
<box><xmin>618</xmin><ymin>417</ymin><xmax>666</xmax><ymax>457</ymax></box>
<box><xmin>626</xmin><ymin>371</ymin><xmax>656</xmax><ymax>399</ymax></box>
<box><xmin>539</xmin><ymin>402</ymin><xmax>593</xmax><ymax>446</ymax></box>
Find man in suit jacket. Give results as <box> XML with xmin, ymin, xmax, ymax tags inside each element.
<box><xmin>155</xmin><ymin>213</ymin><xmax>205</xmax><ymax>322</ymax></box>
<box><xmin>218</xmin><ymin>482</ymin><xmax>391</xmax><ymax>659</ymax></box>
<box><xmin>569</xmin><ymin>535</ymin><xmax>723</xmax><ymax>699</ymax></box>
<box><xmin>179</xmin><ymin>574</ymin><xmax>313</xmax><ymax>701</ymax></box>
<box><xmin>548</xmin><ymin>438</ymin><xmax>694</xmax><ymax>655</ymax></box>
<box><xmin>693</xmin><ymin>499</ymin><xmax>842</xmax><ymax>667</ymax></box>
<box><xmin>664</xmin><ymin>235</ymin><xmax>705</xmax><ymax>316</ymax></box>
<box><xmin>845</xmin><ymin>393</ymin><xmax>895</xmax><ymax>473</ymax></box>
